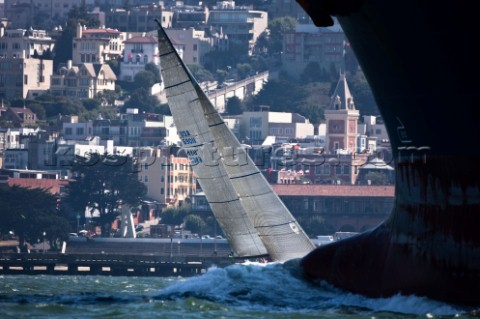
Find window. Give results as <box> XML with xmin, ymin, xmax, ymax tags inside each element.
<box><xmin>335</xmin><ymin>165</ymin><xmax>342</xmax><ymax>175</ymax></box>
<box><xmin>76</xmin><ymin>127</ymin><xmax>84</xmax><ymax>135</ymax></box>
<box><xmin>193</xmin><ymin>44</ymin><xmax>198</xmax><ymax>51</ymax></box>
<box><xmin>323</xmin><ymin>164</ymin><xmax>330</xmax><ymax>175</ymax></box>
<box><xmin>65</xmin><ymin>127</ymin><xmax>73</xmax><ymax>135</ymax></box>
<box><xmin>24</xmin><ymin>75</ymin><xmax>28</xmax><ymax>85</ymax></box>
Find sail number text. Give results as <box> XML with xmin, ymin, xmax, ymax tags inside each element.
<box><xmin>179</xmin><ymin>130</ymin><xmax>198</xmax><ymax>145</ymax></box>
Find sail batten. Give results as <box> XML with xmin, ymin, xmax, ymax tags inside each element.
<box><xmin>157</xmin><ymin>22</ymin><xmax>315</xmax><ymax>261</ymax></box>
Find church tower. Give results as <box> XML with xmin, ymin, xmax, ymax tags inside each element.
<box><xmin>325</xmin><ymin>73</ymin><xmax>359</xmax><ymax>154</ymax></box>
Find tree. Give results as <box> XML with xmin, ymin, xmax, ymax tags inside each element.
<box><xmin>133</xmin><ymin>70</ymin><xmax>155</xmax><ymax>90</ymax></box>
<box><xmin>184</xmin><ymin>214</ymin><xmax>206</xmax><ymax>235</ymax></box>
<box><xmin>364</xmin><ymin>171</ymin><xmax>388</xmax><ymax>185</ymax></box>
<box><xmin>225</xmin><ymin>96</ymin><xmax>244</xmax><ymax>115</ymax></box>
<box><xmin>215</xmin><ymin>69</ymin><xmax>228</xmax><ymax>84</ymax></box>
<box><xmin>26</xmin><ymin>102</ymin><xmax>47</xmax><ymax>120</ymax></box>
<box><xmin>145</xmin><ymin>62</ymin><xmax>161</xmax><ymax>83</ymax></box>
<box><xmin>53</xmin><ymin>5</ymin><xmax>100</xmax><ymax>68</ymax></box>
<box><xmin>250</xmin><ymin>79</ymin><xmax>308</xmax><ymax>112</ymax></box>
<box><xmin>347</xmin><ymin>69</ymin><xmax>379</xmax><ymax>115</ymax></box>
<box><xmin>0</xmin><ymin>186</ymin><xmax>71</xmax><ymax>250</ymax></box>
<box><xmin>236</xmin><ymin>63</ymin><xmax>253</xmax><ymax>79</ymax></box>
<box><xmin>65</xmin><ymin>154</ymin><xmax>147</xmax><ymax>237</ymax></box>
<box><xmin>268</xmin><ymin>17</ymin><xmax>297</xmax><ymax>54</ymax></box>
<box><xmin>297</xmin><ymin>215</ymin><xmax>327</xmax><ymax>237</ymax></box>
<box><xmin>187</xmin><ymin>64</ymin><xmax>214</xmax><ymax>83</ymax></box>
<box><xmin>300</xmin><ymin>62</ymin><xmax>326</xmax><ymax>84</ymax></box>
<box><xmin>122</xmin><ymin>87</ymin><xmax>159</xmax><ymax>113</ymax></box>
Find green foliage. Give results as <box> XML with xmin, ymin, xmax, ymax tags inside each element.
<box><xmin>296</xmin><ymin>215</ymin><xmax>326</xmax><ymax>237</ymax></box>
<box><xmin>161</xmin><ymin>205</ymin><xmax>191</xmax><ymax>226</ymax></box>
<box><xmin>225</xmin><ymin>96</ymin><xmax>245</xmax><ymax>115</ymax></box>
<box><xmin>0</xmin><ymin>186</ymin><xmax>71</xmax><ymax>249</ymax></box>
<box><xmin>268</xmin><ymin>17</ymin><xmax>297</xmax><ymax>54</ymax></box>
<box><xmin>236</xmin><ymin>63</ymin><xmax>253</xmax><ymax>79</ymax></box>
<box><xmin>64</xmin><ymin>155</ymin><xmax>147</xmax><ymax>237</ymax></box>
<box><xmin>53</xmin><ymin>5</ymin><xmax>100</xmax><ymax>68</ymax></box>
<box><xmin>346</xmin><ymin>70</ymin><xmax>379</xmax><ymax>115</ymax></box>
<box><xmin>26</xmin><ymin>103</ymin><xmax>47</xmax><ymax>120</ymax></box>
<box><xmin>249</xmin><ymin>79</ymin><xmax>308</xmax><ymax>112</ymax></box>
<box><xmin>122</xmin><ymin>88</ymin><xmax>160</xmax><ymax>113</ymax></box>
<box><xmin>145</xmin><ymin>62</ymin><xmax>161</xmax><ymax>83</ymax></box>
<box><xmin>187</xmin><ymin>64</ymin><xmax>214</xmax><ymax>83</ymax></box>
<box><xmin>364</xmin><ymin>171</ymin><xmax>388</xmax><ymax>185</ymax></box>
<box><xmin>184</xmin><ymin>214</ymin><xmax>206</xmax><ymax>234</ymax></box>
<box><xmin>215</xmin><ymin>69</ymin><xmax>228</xmax><ymax>83</ymax></box>
<box><xmin>133</xmin><ymin>71</ymin><xmax>155</xmax><ymax>90</ymax></box>
<box><xmin>300</xmin><ymin>62</ymin><xmax>328</xmax><ymax>84</ymax></box>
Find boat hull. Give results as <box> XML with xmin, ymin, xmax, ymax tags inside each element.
<box><xmin>298</xmin><ymin>0</ymin><xmax>480</xmax><ymax>305</ymax></box>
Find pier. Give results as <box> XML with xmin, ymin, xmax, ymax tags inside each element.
<box><xmin>0</xmin><ymin>253</ymin><xmax>234</xmax><ymax>277</ymax></box>
<box><xmin>0</xmin><ymin>237</ymin><xmax>236</xmax><ymax>277</ymax></box>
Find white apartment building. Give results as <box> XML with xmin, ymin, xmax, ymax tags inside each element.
<box><xmin>120</xmin><ymin>35</ymin><xmax>160</xmax><ymax>81</ymax></box>
<box><xmin>0</xmin><ymin>27</ymin><xmax>54</xmax><ymax>99</ymax></box>
<box><xmin>72</xmin><ymin>24</ymin><xmax>126</xmax><ymax>64</ymax></box>
<box><xmin>241</xmin><ymin>111</ymin><xmax>314</xmax><ymax>144</ymax></box>
<box><xmin>0</xmin><ymin>27</ymin><xmax>55</xmax><ymax>59</ymax></box>
<box><xmin>164</xmin><ymin>28</ymin><xmax>212</xmax><ymax>65</ymax></box>
<box><xmin>208</xmin><ymin>1</ymin><xmax>268</xmax><ymax>55</ymax></box>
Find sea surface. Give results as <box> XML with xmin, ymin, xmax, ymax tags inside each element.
<box><xmin>1</xmin><ymin>260</ymin><xmax>478</xmax><ymax>319</ymax></box>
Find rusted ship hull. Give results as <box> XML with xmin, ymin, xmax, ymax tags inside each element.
<box><xmin>298</xmin><ymin>0</ymin><xmax>480</xmax><ymax>305</ymax></box>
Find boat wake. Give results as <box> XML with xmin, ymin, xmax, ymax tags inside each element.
<box><xmin>153</xmin><ymin>261</ymin><xmax>469</xmax><ymax>316</ymax></box>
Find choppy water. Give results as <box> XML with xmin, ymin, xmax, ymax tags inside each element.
<box><xmin>0</xmin><ymin>261</ymin><xmax>477</xmax><ymax>319</ymax></box>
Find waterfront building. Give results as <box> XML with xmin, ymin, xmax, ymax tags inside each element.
<box><xmin>241</xmin><ymin>110</ymin><xmax>314</xmax><ymax>145</ymax></box>
<box><xmin>272</xmin><ymin>183</ymin><xmax>394</xmax><ymax>233</ymax></box>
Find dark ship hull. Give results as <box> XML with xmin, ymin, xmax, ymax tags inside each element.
<box><xmin>297</xmin><ymin>0</ymin><xmax>480</xmax><ymax>305</ymax></box>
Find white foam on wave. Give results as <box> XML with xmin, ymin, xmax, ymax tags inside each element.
<box><xmin>153</xmin><ymin>261</ymin><xmax>468</xmax><ymax>316</ymax></box>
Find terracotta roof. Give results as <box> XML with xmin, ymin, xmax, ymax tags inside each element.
<box><xmin>7</xmin><ymin>178</ymin><xmax>68</xmax><ymax>194</ymax></box>
<box><xmin>9</xmin><ymin>107</ymin><xmax>35</xmax><ymax>115</ymax></box>
<box><xmin>272</xmin><ymin>184</ymin><xmax>394</xmax><ymax>197</ymax></box>
<box><xmin>124</xmin><ymin>36</ymin><xmax>157</xmax><ymax>44</ymax></box>
<box><xmin>83</xmin><ymin>29</ymin><xmax>120</xmax><ymax>34</ymax></box>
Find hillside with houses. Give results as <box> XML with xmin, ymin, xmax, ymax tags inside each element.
<box><xmin>0</xmin><ymin>0</ymin><xmax>393</xmax><ymax>248</ymax></box>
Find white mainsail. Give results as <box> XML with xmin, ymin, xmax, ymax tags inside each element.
<box><xmin>157</xmin><ymin>23</ymin><xmax>315</xmax><ymax>261</ymax></box>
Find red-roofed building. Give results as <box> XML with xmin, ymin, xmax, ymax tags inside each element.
<box><xmin>120</xmin><ymin>36</ymin><xmax>160</xmax><ymax>82</ymax></box>
<box><xmin>272</xmin><ymin>184</ymin><xmax>394</xmax><ymax>233</ymax></box>
<box><xmin>72</xmin><ymin>25</ymin><xmax>125</xmax><ymax>64</ymax></box>
<box><xmin>6</xmin><ymin>177</ymin><xmax>68</xmax><ymax>195</ymax></box>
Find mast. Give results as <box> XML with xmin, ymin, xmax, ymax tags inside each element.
<box><xmin>156</xmin><ymin>22</ymin><xmax>315</xmax><ymax>261</ymax></box>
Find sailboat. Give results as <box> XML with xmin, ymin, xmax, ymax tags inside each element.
<box><xmin>156</xmin><ymin>21</ymin><xmax>315</xmax><ymax>262</ymax></box>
